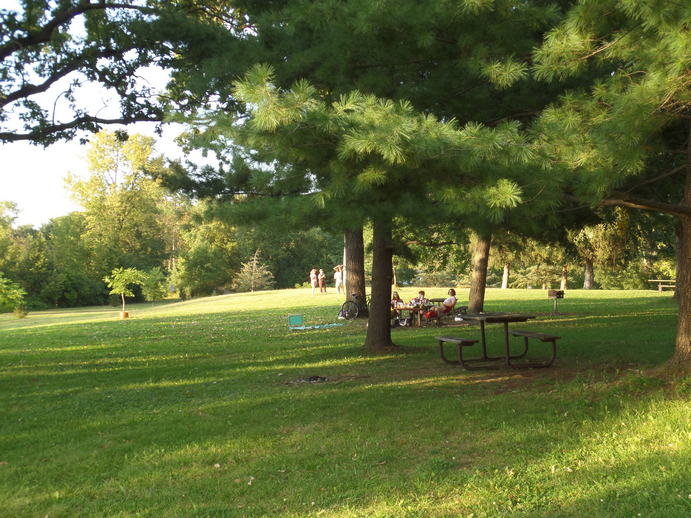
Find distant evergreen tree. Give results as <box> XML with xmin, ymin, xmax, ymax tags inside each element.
<box><xmin>232</xmin><ymin>250</ymin><xmax>275</xmax><ymax>293</ymax></box>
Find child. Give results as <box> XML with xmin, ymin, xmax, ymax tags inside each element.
<box><xmin>410</xmin><ymin>290</ymin><xmax>428</xmax><ymax>307</ymax></box>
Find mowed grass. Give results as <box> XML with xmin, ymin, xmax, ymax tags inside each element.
<box><xmin>0</xmin><ymin>288</ymin><xmax>688</xmax><ymax>517</ymax></box>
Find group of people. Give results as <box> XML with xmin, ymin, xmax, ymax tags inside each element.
<box><xmin>308</xmin><ymin>265</ymin><xmax>458</xmax><ymax>322</ymax></box>
<box><xmin>391</xmin><ymin>288</ymin><xmax>457</xmax><ymax>322</ymax></box>
<box><xmin>309</xmin><ymin>265</ymin><xmax>345</xmax><ymax>296</ymax></box>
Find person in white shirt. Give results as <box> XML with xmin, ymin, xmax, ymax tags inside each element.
<box><xmin>440</xmin><ymin>288</ymin><xmax>457</xmax><ymax>314</ymax></box>
<box><xmin>334</xmin><ymin>265</ymin><xmax>344</xmax><ymax>294</ymax></box>
<box><xmin>424</xmin><ymin>289</ymin><xmax>457</xmax><ymax>321</ymax></box>
<box><xmin>309</xmin><ymin>268</ymin><xmax>318</xmax><ymax>296</ymax></box>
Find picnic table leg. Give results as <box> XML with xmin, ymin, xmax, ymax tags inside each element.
<box><xmin>438</xmin><ymin>338</ymin><xmax>459</xmax><ymax>364</ymax></box>
<box><xmin>503</xmin><ymin>322</ymin><xmax>511</xmax><ymax>368</ymax></box>
<box><xmin>478</xmin><ymin>321</ymin><xmax>503</xmax><ymax>361</ymax></box>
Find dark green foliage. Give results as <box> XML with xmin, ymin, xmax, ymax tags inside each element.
<box><xmin>0</xmin><ymin>1</ymin><xmax>239</xmax><ymax>144</ymax></box>
<box><xmin>0</xmin><ymin>271</ymin><xmax>26</xmax><ymax>313</ymax></box>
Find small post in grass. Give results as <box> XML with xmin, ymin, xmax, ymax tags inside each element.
<box><xmin>547</xmin><ymin>289</ymin><xmax>564</xmax><ymax>315</ymax></box>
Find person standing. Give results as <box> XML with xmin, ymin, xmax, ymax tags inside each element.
<box><xmin>310</xmin><ymin>268</ymin><xmax>318</xmax><ymax>296</ymax></box>
<box><xmin>334</xmin><ymin>265</ymin><xmax>344</xmax><ymax>295</ymax></box>
<box><xmin>318</xmin><ymin>268</ymin><xmax>327</xmax><ymax>293</ymax></box>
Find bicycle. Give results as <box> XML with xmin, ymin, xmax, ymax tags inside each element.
<box><xmin>338</xmin><ymin>293</ymin><xmax>371</xmax><ymax>320</ymax></box>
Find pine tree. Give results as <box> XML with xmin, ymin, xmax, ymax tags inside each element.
<box><xmin>232</xmin><ymin>250</ymin><xmax>275</xmax><ymax>293</ymax></box>
<box><xmin>167</xmin><ymin>1</ymin><xmax>586</xmax><ymax>350</ymax></box>
<box><xmin>205</xmin><ymin>66</ymin><xmax>543</xmax><ymax>350</ymax></box>
<box><xmin>532</xmin><ymin>0</ymin><xmax>691</xmax><ymax>369</ymax></box>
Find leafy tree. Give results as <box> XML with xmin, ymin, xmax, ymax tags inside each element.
<box><xmin>0</xmin><ymin>271</ymin><xmax>26</xmax><ymax>314</ymax></box>
<box><xmin>232</xmin><ymin>250</ymin><xmax>275</xmax><ymax>293</ymax></box>
<box><xmin>40</xmin><ymin>212</ymin><xmax>106</xmax><ymax>307</ymax></box>
<box><xmin>103</xmin><ymin>267</ymin><xmax>145</xmax><ymax>314</ymax></box>
<box><xmin>567</xmin><ymin>209</ymin><xmax>631</xmax><ymax>289</ymax></box>
<box><xmin>67</xmin><ymin>130</ymin><xmax>169</xmax><ymax>276</ymax></box>
<box><xmin>171</xmin><ymin>216</ymin><xmax>239</xmax><ymax>298</ymax></box>
<box><xmin>232</xmin><ymin>224</ymin><xmax>342</xmax><ymax>289</ymax></box>
<box><xmin>0</xmin><ymin>1</ymin><xmax>239</xmax><ymax>144</ymax></box>
<box><xmin>0</xmin><ymin>204</ymin><xmax>52</xmax><ymax>307</ymax></box>
<box><xmin>141</xmin><ymin>267</ymin><xmax>168</xmax><ymax>302</ymax></box>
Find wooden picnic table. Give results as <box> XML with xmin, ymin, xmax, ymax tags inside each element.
<box><xmin>460</xmin><ymin>312</ymin><xmax>535</xmax><ymax>368</ymax></box>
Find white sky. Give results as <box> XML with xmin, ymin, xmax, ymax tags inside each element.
<box><xmin>0</xmin><ymin>124</ymin><xmax>187</xmax><ymax>228</ymax></box>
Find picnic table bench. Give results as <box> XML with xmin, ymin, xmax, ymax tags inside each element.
<box><xmin>510</xmin><ymin>330</ymin><xmax>559</xmax><ymax>368</ymax></box>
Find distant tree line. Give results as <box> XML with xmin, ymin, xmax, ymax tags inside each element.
<box><xmin>0</xmin><ymin>131</ymin><xmax>344</xmax><ymax>310</ymax></box>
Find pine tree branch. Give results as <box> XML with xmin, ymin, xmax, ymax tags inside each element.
<box><xmin>577</xmin><ymin>31</ymin><xmax>630</xmax><ymax>62</ymax></box>
<box><xmin>600</xmin><ymin>192</ymin><xmax>691</xmax><ymax>217</ymax></box>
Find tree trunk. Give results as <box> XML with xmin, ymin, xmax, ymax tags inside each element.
<box><xmin>674</xmin><ymin>223</ymin><xmax>681</xmax><ymax>299</ymax></box>
<box><xmin>344</xmin><ymin>228</ymin><xmax>366</xmax><ymax>310</ymax></box>
<box><xmin>121</xmin><ymin>293</ymin><xmax>126</xmax><ymax>313</ymax></box>
<box><xmin>501</xmin><ymin>263</ymin><xmax>510</xmax><ymax>289</ymax></box>
<box><xmin>671</xmin><ymin>126</ymin><xmax>691</xmax><ymax>370</ymax></box>
<box><xmin>560</xmin><ymin>264</ymin><xmax>568</xmax><ymax>290</ymax></box>
<box><xmin>468</xmin><ymin>231</ymin><xmax>492</xmax><ymax>313</ymax></box>
<box><xmin>583</xmin><ymin>260</ymin><xmax>594</xmax><ymax>289</ymax></box>
<box><xmin>674</xmin><ymin>214</ymin><xmax>691</xmax><ymax>369</ymax></box>
<box><xmin>364</xmin><ymin>216</ymin><xmax>394</xmax><ymax>352</ymax></box>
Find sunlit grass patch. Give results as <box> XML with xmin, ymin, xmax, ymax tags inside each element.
<box><xmin>0</xmin><ymin>288</ymin><xmax>687</xmax><ymax>516</ymax></box>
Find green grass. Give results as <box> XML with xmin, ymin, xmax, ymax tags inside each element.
<box><xmin>0</xmin><ymin>288</ymin><xmax>688</xmax><ymax>517</ymax></box>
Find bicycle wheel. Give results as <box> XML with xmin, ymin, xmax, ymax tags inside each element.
<box><xmin>340</xmin><ymin>300</ymin><xmax>359</xmax><ymax>320</ymax></box>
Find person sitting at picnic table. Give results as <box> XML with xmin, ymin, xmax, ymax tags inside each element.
<box><xmin>391</xmin><ymin>291</ymin><xmax>405</xmax><ymax>309</ymax></box>
<box><xmin>424</xmin><ymin>288</ymin><xmax>457</xmax><ymax>320</ymax></box>
<box><xmin>410</xmin><ymin>290</ymin><xmax>428</xmax><ymax>307</ymax></box>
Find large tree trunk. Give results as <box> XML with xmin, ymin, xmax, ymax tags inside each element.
<box><xmin>560</xmin><ymin>264</ymin><xmax>568</xmax><ymax>290</ymax></box>
<box><xmin>468</xmin><ymin>231</ymin><xmax>492</xmax><ymax>313</ymax></box>
<box><xmin>344</xmin><ymin>228</ymin><xmax>366</xmax><ymax>311</ymax></box>
<box><xmin>674</xmin><ymin>214</ymin><xmax>691</xmax><ymax>368</ymax></box>
<box><xmin>583</xmin><ymin>260</ymin><xmax>595</xmax><ymax>289</ymax></box>
<box><xmin>674</xmin><ymin>223</ymin><xmax>681</xmax><ymax>299</ymax></box>
<box><xmin>364</xmin><ymin>216</ymin><xmax>394</xmax><ymax>352</ymax></box>
<box><xmin>672</xmin><ymin>128</ymin><xmax>691</xmax><ymax>370</ymax></box>
<box><xmin>501</xmin><ymin>263</ymin><xmax>510</xmax><ymax>289</ymax></box>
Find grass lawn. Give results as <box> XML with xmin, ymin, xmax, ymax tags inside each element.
<box><xmin>0</xmin><ymin>288</ymin><xmax>688</xmax><ymax>517</ymax></box>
